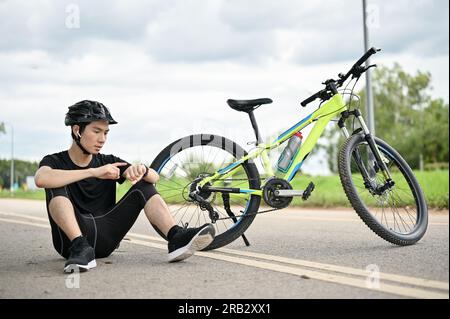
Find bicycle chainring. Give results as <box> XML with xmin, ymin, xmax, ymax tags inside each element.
<box><xmin>262</xmin><ymin>177</ymin><xmax>293</xmax><ymax>209</ymax></box>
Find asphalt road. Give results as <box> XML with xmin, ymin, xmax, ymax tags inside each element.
<box><xmin>0</xmin><ymin>198</ymin><xmax>448</xmax><ymax>299</ymax></box>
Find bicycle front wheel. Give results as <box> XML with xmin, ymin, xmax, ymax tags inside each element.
<box><xmin>150</xmin><ymin>134</ymin><xmax>261</xmax><ymax>250</ymax></box>
<box><xmin>338</xmin><ymin>134</ymin><xmax>428</xmax><ymax>245</ymax></box>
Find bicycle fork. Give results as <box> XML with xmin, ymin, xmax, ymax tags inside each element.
<box><xmin>338</xmin><ymin>110</ymin><xmax>394</xmax><ymax>193</ymax></box>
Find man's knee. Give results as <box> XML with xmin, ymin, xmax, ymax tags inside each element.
<box><xmin>145</xmin><ymin>193</ymin><xmax>164</xmax><ymax>206</ymax></box>
<box><xmin>48</xmin><ymin>195</ymin><xmax>73</xmax><ymax>215</ymax></box>
<box><xmin>133</xmin><ymin>180</ymin><xmax>159</xmax><ymax>204</ymax></box>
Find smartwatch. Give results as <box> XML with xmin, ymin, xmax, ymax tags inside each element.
<box><xmin>142</xmin><ymin>165</ymin><xmax>149</xmax><ymax>178</ymax></box>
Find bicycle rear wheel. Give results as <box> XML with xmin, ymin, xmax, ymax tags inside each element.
<box><xmin>338</xmin><ymin>134</ymin><xmax>428</xmax><ymax>245</ymax></box>
<box><xmin>150</xmin><ymin>134</ymin><xmax>261</xmax><ymax>250</ymax></box>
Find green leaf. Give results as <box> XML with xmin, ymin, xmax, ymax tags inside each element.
<box><xmin>320</xmin><ymin>63</ymin><xmax>448</xmax><ymax>172</ymax></box>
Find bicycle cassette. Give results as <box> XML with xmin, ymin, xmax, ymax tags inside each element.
<box><xmin>262</xmin><ymin>177</ymin><xmax>293</xmax><ymax>209</ymax></box>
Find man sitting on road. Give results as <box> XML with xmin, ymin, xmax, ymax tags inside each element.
<box><xmin>35</xmin><ymin>100</ymin><xmax>215</xmax><ymax>273</ymax></box>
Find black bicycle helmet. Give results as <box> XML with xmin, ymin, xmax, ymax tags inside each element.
<box><xmin>65</xmin><ymin>100</ymin><xmax>118</xmax><ymax>126</ymax></box>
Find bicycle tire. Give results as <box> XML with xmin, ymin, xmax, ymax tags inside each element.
<box><xmin>150</xmin><ymin>134</ymin><xmax>261</xmax><ymax>250</ymax></box>
<box><xmin>338</xmin><ymin>134</ymin><xmax>428</xmax><ymax>245</ymax></box>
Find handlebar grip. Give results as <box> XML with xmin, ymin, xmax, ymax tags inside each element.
<box><xmin>354</xmin><ymin>47</ymin><xmax>380</xmax><ymax>67</ymax></box>
<box><xmin>300</xmin><ymin>93</ymin><xmax>318</xmax><ymax>107</ymax></box>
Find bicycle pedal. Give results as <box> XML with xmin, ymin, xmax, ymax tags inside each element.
<box><xmin>302</xmin><ymin>182</ymin><xmax>315</xmax><ymax>201</ymax></box>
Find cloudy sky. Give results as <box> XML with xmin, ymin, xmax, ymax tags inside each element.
<box><xmin>0</xmin><ymin>0</ymin><xmax>448</xmax><ymax>175</ymax></box>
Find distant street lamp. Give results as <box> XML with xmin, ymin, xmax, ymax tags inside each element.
<box><xmin>362</xmin><ymin>0</ymin><xmax>377</xmax><ymax>176</ymax></box>
<box><xmin>362</xmin><ymin>0</ymin><xmax>376</xmax><ymax>134</ymax></box>
<box><xmin>3</xmin><ymin>122</ymin><xmax>14</xmax><ymax>196</ymax></box>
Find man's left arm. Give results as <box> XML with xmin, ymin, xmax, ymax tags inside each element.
<box><xmin>123</xmin><ymin>164</ymin><xmax>159</xmax><ymax>184</ymax></box>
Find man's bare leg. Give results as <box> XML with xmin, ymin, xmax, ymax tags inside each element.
<box><xmin>143</xmin><ymin>194</ymin><xmax>176</xmax><ymax>236</ymax></box>
<box><xmin>48</xmin><ymin>196</ymin><xmax>82</xmax><ymax>241</ymax></box>
<box><xmin>49</xmin><ymin>196</ymin><xmax>96</xmax><ymax>272</ymax></box>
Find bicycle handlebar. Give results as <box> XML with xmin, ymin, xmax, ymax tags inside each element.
<box><xmin>300</xmin><ymin>47</ymin><xmax>381</xmax><ymax>107</ymax></box>
<box><xmin>339</xmin><ymin>47</ymin><xmax>381</xmax><ymax>84</ymax></box>
<box><xmin>300</xmin><ymin>91</ymin><xmax>322</xmax><ymax>107</ymax></box>
<box><xmin>355</xmin><ymin>47</ymin><xmax>380</xmax><ymax>69</ymax></box>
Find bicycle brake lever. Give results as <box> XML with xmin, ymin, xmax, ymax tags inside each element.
<box><xmin>352</xmin><ymin>64</ymin><xmax>377</xmax><ymax>79</ymax></box>
<box><xmin>364</xmin><ymin>64</ymin><xmax>377</xmax><ymax>72</ymax></box>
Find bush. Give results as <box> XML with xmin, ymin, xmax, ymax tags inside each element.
<box><xmin>424</xmin><ymin>162</ymin><xmax>449</xmax><ymax>171</ymax></box>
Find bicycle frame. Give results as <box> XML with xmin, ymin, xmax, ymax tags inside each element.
<box><xmin>199</xmin><ymin>94</ymin><xmax>348</xmax><ymax>196</ymax></box>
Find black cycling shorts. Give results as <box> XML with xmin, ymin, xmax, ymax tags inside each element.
<box><xmin>45</xmin><ymin>180</ymin><xmax>158</xmax><ymax>259</ymax></box>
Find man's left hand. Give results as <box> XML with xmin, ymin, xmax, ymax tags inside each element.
<box><xmin>123</xmin><ymin>164</ymin><xmax>147</xmax><ymax>185</ymax></box>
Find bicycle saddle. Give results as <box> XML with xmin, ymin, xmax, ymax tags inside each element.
<box><xmin>227</xmin><ymin>98</ymin><xmax>273</xmax><ymax>113</ymax></box>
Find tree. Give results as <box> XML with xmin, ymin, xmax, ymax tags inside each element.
<box><xmin>319</xmin><ymin>63</ymin><xmax>449</xmax><ymax>172</ymax></box>
<box><xmin>0</xmin><ymin>122</ymin><xmax>5</xmax><ymax>134</ymax></box>
<box><xmin>421</xmin><ymin>98</ymin><xmax>449</xmax><ymax>164</ymax></box>
<box><xmin>0</xmin><ymin>159</ymin><xmax>39</xmax><ymax>189</ymax></box>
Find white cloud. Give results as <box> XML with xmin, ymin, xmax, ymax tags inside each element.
<box><xmin>1</xmin><ymin>0</ymin><xmax>447</xmax><ymax>63</ymax></box>
<box><xmin>0</xmin><ymin>0</ymin><xmax>448</xmax><ymax>176</ymax></box>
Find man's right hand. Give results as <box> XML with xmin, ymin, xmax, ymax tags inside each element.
<box><xmin>92</xmin><ymin>162</ymin><xmax>128</xmax><ymax>180</ymax></box>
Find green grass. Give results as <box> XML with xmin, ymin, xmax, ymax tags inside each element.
<box><xmin>0</xmin><ymin>188</ymin><xmax>46</xmax><ymax>200</ymax></box>
<box><xmin>290</xmin><ymin>174</ymin><xmax>351</xmax><ymax>208</ymax></box>
<box><xmin>2</xmin><ymin>170</ymin><xmax>448</xmax><ymax>209</ymax></box>
<box><xmin>290</xmin><ymin>169</ymin><xmax>449</xmax><ymax>209</ymax></box>
<box><xmin>413</xmin><ymin>170</ymin><xmax>449</xmax><ymax>209</ymax></box>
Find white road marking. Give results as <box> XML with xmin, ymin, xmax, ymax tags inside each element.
<box><xmin>125</xmin><ymin>237</ymin><xmax>448</xmax><ymax>299</ymax></box>
<box><xmin>259</xmin><ymin>214</ymin><xmax>449</xmax><ymax>226</ymax></box>
<box><xmin>0</xmin><ymin>217</ymin><xmax>50</xmax><ymax>229</ymax></box>
<box><xmin>1</xmin><ymin>213</ymin><xmax>448</xmax><ymax>299</ymax></box>
<box><xmin>125</xmin><ymin>232</ymin><xmax>449</xmax><ymax>291</ymax></box>
<box><xmin>0</xmin><ymin>211</ymin><xmax>49</xmax><ymax>222</ymax></box>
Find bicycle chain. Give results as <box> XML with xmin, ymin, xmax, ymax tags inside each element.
<box><xmin>212</xmin><ymin>177</ymin><xmax>288</xmax><ymax>220</ymax></box>
<box><xmin>182</xmin><ymin>176</ymin><xmax>283</xmax><ymax>221</ymax></box>
<box><xmin>215</xmin><ymin>207</ymin><xmax>282</xmax><ymax>221</ymax></box>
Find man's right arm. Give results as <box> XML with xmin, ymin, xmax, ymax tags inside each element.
<box><xmin>34</xmin><ymin>166</ymin><xmax>96</xmax><ymax>189</ymax></box>
<box><xmin>34</xmin><ymin>162</ymin><xmax>129</xmax><ymax>189</ymax></box>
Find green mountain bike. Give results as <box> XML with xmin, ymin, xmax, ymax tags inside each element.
<box><xmin>150</xmin><ymin>48</ymin><xmax>428</xmax><ymax>250</ymax></box>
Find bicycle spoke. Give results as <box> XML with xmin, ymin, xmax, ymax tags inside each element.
<box><xmin>159</xmin><ymin>175</ymin><xmax>187</xmax><ymax>189</ymax></box>
<box><xmin>156</xmin><ymin>184</ymin><xmax>185</xmax><ymax>192</ymax></box>
<box><xmin>390</xmin><ymin>191</ymin><xmax>417</xmax><ymax>225</ymax></box>
<box><xmin>170</xmin><ymin>203</ymin><xmax>190</xmax><ymax>218</ymax></box>
<box><xmin>388</xmin><ymin>194</ymin><xmax>412</xmax><ymax>233</ymax></box>
<box><xmin>153</xmin><ymin>141</ymin><xmax>258</xmax><ymax>241</ymax></box>
<box><xmin>350</xmin><ymin>137</ymin><xmax>422</xmax><ymax>234</ymax></box>
<box><xmin>202</xmin><ymin>146</ymin><xmax>215</xmax><ymax>173</ymax></box>
<box><xmin>204</xmin><ymin>147</ymin><xmax>222</xmax><ymax>175</ymax></box>
<box><xmin>170</xmin><ymin>157</ymin><xmax>191</xmax><ymax>178</ymax></box>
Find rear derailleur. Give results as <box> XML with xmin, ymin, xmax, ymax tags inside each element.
<box><xmin>188</xmin><ymin>192</ymin><xmax>219</xmax><ymax>223</ymax></box>
<box><xmin>188</xmin><ymin>176</ymin><xmax>219</xmax><ymax>223</ymax></box>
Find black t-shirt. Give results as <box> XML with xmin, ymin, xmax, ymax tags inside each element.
<box><xmin>39</xmin><ymin>151</ymin><xmax>131</xmax><ymax>216</ymax></box>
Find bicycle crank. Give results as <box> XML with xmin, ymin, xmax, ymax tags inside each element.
<box><xmin>274</xmin><ymin>182</ymin><xmax>315</xmax><ymax>201</ymax></box>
